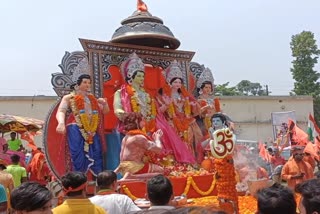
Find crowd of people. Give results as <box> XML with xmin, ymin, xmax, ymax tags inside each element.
<box><xmin>0</xmin><ymin>133</ymin><xmax>53</xmax><ymax>213</ymax></box>
<box><xmin>0</xmin><ymin>170</ymin><xmax>319</xmax><ymax>213</ymax></box>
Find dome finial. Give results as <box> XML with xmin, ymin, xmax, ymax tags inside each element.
<box><xmin>137</xmin><ymin>0</ymin><xmax>148</xmax><ymax>12</ymax></box>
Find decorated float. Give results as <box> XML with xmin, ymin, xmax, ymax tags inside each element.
<box><xmin>43</xmin><ymin>1</ymin><xmax>270</xmax><ymax>213</ymax></box>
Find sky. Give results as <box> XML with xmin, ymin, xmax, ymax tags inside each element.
<box><xmin>1</xmin><ymin>0</ymin><xmax>320</xmax><ymax>96</ymax></box>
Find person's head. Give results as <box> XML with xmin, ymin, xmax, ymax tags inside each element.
<box><xmin>273</xmin><ymin>147</ymin><xmax>280</xmax><ymax>156</ymax></box>
<box><xmin>0</xmin><ymin>164</ymin><xmax>6</xmax><ymax>170</ymax></box>
<box><xmin>10</xmin><ymin>182</ymin><xmax>53</xmax><ymax>214</ymax></box>
<box><xmin>267</xmin><ymin>147</ymin><xmax>274</xmax><ymax>156</ymax></box>
<box><xmin>211</xmin><ymin>113</ymin><xmax>227</xmax><ymax>130</ymax></box>
<box><xmin>291</xmin><ymin>146</ymin><xmax>305</xmax><ymax>162</ymax></box>
<box><xmin>96</xmin><ymin>170</ymin><xmax>117</xmax><ymax>190</ymax></box>
<box><xmin>257</xmin><ymin>183</ymin><xmax>296</xmax><ymax>214</ymax></box>
<box><xmin>75</xmin><ymin>74</ymin><xmax>91</xmax><ymax>92</ymax></box>
<box><xmin>123</xmin><ymin>112</ymin><xmax>144</xmax><ymax>131</ymax></box>
<box><xmin>200</xmin><ymin>81</ymin><xmax>214</xmax><ymax>95</ymax></box>
<box><xmin>61</xmin><ymin>171</ymin><xmax>87</xmax><ymax>197</ymax></box>
<box><xmin>147</xmin><ymin>175</ymin><xmax>173</xmax><ymax>206</ymax></box>
<box><xmin>11</xmin><ymin>154</ymin><xmax>20</xmax><ymax>164</ymax></box>
<box><xmin>295</xmin><ymin>178</ymin><xmax>320</xmax><ymax>214</ymax></box>
<box><xmin>10</xmin><ymin>132</ymin><xmax>17</xmax><ymax>140</ymax></box>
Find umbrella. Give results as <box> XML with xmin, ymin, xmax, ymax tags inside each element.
<box><xmin>0</xmin><ymin>114</ymin><xmax>44</xmax><ymax>134</ymax></box>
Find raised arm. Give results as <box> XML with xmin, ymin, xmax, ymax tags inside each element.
<box><xmin>148</xmin><ymin>129</ymin><xmax>163</xmax><ymax>153</ymax></box>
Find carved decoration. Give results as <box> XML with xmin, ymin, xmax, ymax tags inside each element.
<box><xmin>51</xmin><ymin>51</ymin><xmax>89</xmax><ymax>97</ymax></box>
<box><xmin>189</xmin><ymin>61</ymin><xmax>205</xmax><ymax>80</ymax></box>
<box><xmin>79</xmin><ymin>39</ymin><xmax>195</xmax><ymax>95</ymax></box>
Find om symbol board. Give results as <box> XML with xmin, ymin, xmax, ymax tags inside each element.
<box><xmin>209</xmin><ymin>128</ymin><xmax>235</xmax><ymax>159</ymax></box>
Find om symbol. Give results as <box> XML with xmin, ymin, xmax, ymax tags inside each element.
<box><xmin>209</xmin><ymin>128</ymin><xmax>235</xmax><ymax>159</ymax></box>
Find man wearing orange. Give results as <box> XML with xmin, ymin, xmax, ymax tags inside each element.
<box><xmin>281</xmin><ymin>146</ymin><xmax>314</xmax><ymax>190</ymax></box>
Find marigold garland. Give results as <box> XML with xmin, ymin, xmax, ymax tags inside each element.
<box><xmin>182</xmin><ymin>175</ymin><xmax>216</xmax><ymax>196</ymax></box>
<box><xmin>214</xmin><ymin>155</ymin><xmax>239</xmax><ymax>214</ymax></box>
<box><xmin>126</xmin><ymin>84</ymin><xmax>156</xmax><ymax>133</ymax></box>
<box><xmin>122</xmin><ymin>175</ymin><xmax>216</xmax><ymax>200</ymax></box>
<box><xmin>127</xmin><ymin>129</ymin><xmax>151</xmax><ymax>140</ymax></box>
<box><xmin>70</xmin><ymin>92</ymin><xmax>99</xmax><ymax>150</ymax></box>
<box><xmin>122</xmin><ymin>185</ymin><xmax>138</xmax><ymax>201</ymax></box>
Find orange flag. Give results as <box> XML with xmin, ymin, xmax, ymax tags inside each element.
<box><xmin>21</xmin><ymin>132</ymin><xmax>38</xmax><ymax>151</ymax></box>
<box><xmin>259</xmin><ymin>142</ymin><xmax>271</xmax><ymax>162</ymax></box>
<box><xmin>288</xmin><ymin>119</ymin><xmax>308</xmax><ymax>146</ymax></box>
<box><xmin>137</xmin><ymin>0</ymin><xmax>148</xmax><ymax>12</ymax></box>
<box><xmin>309</xmin><ymin>113</ymin><xmax>320</xmax><ymax>134</ymax></box>
<box><xmin>315</xmin><ymin>136</ymin><xmax>320</xmax><ymax>155</ymax></box>
<box><xmin>304</xmin><ymin>141</ymin><xmax>319</xmax><ymax>161</ymax></box>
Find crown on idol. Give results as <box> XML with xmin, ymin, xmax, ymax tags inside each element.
<box><xmin>165</xmin><ymin>60</ymin><xmax>183</xmax><ymax>84</ymax></box>
<box><xmin>196</xmin><ymin>67</ymin><xmax>214</xmax><ymax>89</ymax></box>
<box><xmin>71</xmin><ymin>58</ymin><xmax>90</xmax><ymax>84</ymax></box>
<box><xmin>120</xmin><ymin>52</ymin><xmax>145</xmax><ymax>84</ymax></box>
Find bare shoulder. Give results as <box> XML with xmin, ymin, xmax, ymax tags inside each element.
<box><xmin>61</xmin><ymin>94</ymin><xmax>73</xmax><ymax>101</ymax></box>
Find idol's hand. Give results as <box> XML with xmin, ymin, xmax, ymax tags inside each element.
<box><xmin>56</xmin><ymin>122</ymin><xmax>66</xmax><ymax>134</ymax></box>
<box><xmin>97</xmin><ymin>98</ymin><xmax>107</xmax><ymax>106</ymax></box>
<box><xmin>153</xmin><ymin>129</ymin><xmax>163</xmax><ymax>140</ymax></box>
<box><xmin>163</xmin><ymin>96</ymin><xmax>172</xmax><ymax>106</ymax></box>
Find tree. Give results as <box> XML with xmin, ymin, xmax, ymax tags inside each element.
<box><xmin>290</xmin><ymin>31</ymin><xmax>320</xmax><ymax>96</ymax></box>
<box><xmin>215</xmin><ymin>82</ymin><xmax>240</xmax><ymax>96</ymax></box>
<box><xmin>290</xmin><ymin>31</ymin><xmax>320</xmax><ymax>123</ymax></box>
<box><xmin>236</xmin><ymin>80</ymin><xmax>269</xmax><ymax>96</ymax></box>
<box><xmin>237</xmin><ymin>80</ymin><xmax>251</xmax><ymax>95</ymax></box>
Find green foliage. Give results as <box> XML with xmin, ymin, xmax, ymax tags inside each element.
<box><xmin>236</xmin><ymin>80</ymin><xmax>270</xmax><ymax>96</ymax></box>
<box><xmin>215</xmin><ymin>81</ymin><xmax>270</xmax><ymax>96</ymax></box>
<box><xmin>290</xmin><ymin>31</ymin><xmax>320</xmax><ymax>124</ymax></box>
<box><xmin>215</xmin><ymin>82</ymin><xmax>240</xmax><ymax>96</ymax></box>
<box><xmin>290</xmin><ymin>31</ymin><xmax>320</xmax><ymax>96</ymax></box>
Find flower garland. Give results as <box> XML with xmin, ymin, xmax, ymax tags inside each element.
<box><xmin>214</xmin><ymin>155</ymin><xmax>239</xmax><ymax>213</ymax></box>
<box><xmin>122</xmin><ymin>175</ymin><xmax>216</xmax><ymax>201</ymax></box>
<box><xmin>127</xmin><ymin>129</ymin><xmax>151</xmax><ymax>140</ymax></box>
<box><xmin>126</xmin><ymin>85</ymin><xmax>156</xmax><ymax>133</ymax></box>
<box><xmin>122</xmin><ymin>185</ymin><xmax>138</xmax><ymax>201</ymax></box>
<box><xmin>182</xmin><ymin>175</ymin><xmax>216</xmax><ymax>196</ymax></box>
<box><xmin>70</xmin><ymin>92</ymin><xmax>99</xmax><ymax>151</ymax></box>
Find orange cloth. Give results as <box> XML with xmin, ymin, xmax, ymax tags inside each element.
<box><xmin>27</xmin><ymin>153</ymin><xmax>50</xmax><ymax>186</ymax></box>
<box><xmin>288</xmin><ymin>119</ymin><xmax>308</xmax><ymax>146</ymax></box>
<box><xmin>304</xmin><ymin>142</ymin><xmax>319</xmax><ymax>161</ymax></box>
<box><xmin>281</xmin><ymin>157</ymin><xmax>314</xmax><ymax>189</ymax></box>
<box><xmin>259</xmin><ymin>143</ymin><xmax>272</xmax><ymax>162</ymax></box>
<box><xmin>303</xmin><ymin>155</ymin><xmax>316</xmax><ymax>170</ymax></box>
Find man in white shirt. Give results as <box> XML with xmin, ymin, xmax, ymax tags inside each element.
<box><xmin>89</xmin><ymin>170</ymin><xmax>140</xmax><ymax>214</ymax></box>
